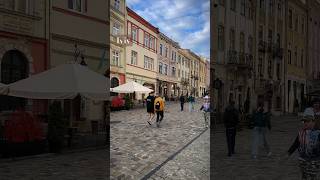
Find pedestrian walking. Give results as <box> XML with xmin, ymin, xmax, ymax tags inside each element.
<box><xmin>304</xmin><ymin>98</ymin><xmax>320</xmax><ymax>129</ymax></box>
<box><xmin>188</xmin><ymin>95</ymin><xmax>193</xmax><ymax>112</ymax></box>
<box><xmin>179</xmin><ymin>94</ymin><xmax>185</xmax><ymax>111</ymax></box>
<box><xmin>251</xmin><ymin>103</ymin><xmax>272</xmax><ymax>159</ymax></box>
<box><xmin>146</xmin><ymin>92</ymin><xmax>155</xmax><ymax>125</ymax></box>
<box><xmin>285</xmin><ymin>111</ymin><xmax>320</xmax><ymax>180</ymax></box>
<box><xmin>200</xmin><ymin>95</ymin><xmax>211</xmax><ymax>128</ymax></box>
<box><xmin>223</xmin><ymin>101</ymin><xmax>239</xmax><ymax>157</ymax></box>
<box><xmin>154</xmin><ymin>94</ymin><xmax>165</xmax><ymax>128</ymax></box>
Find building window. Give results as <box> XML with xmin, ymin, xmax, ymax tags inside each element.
<box><xmin>259</xmin><ymin>25</ymin><xmax>263</xmax><ymax>40</ymax></box>
<box><xmin>159</xmin><ymin>62</ymin><xmax>163</xmax><ymax>74</ymax></box>
<box><xmin>276</xmin><ymin>63</ymin><xmax>280</xmax><ymax>80</ymax></box>
<box><xmin>269</xmin><ymin>0</ymin><xmax>273</xmax><ymax>15</ymax></box>
<box><xmin>248</xmin><ymin>1</ymin><xmax>253</xmax><ymax>20</ymax></box>
<box><xmin>260</xmin><ymin>0</ymin><xmax>265</xmax><ymax>9</ymax></box>
<box><xmin>276</xmin><ymin>33</ymin><xmax>281</xmax><ymax>47</ymax></box>
<box><xmin>240</xmin><ymin>0</ymin><xmax>245</xmax><ymax>16</ymax></box>
<box><xmin>288</xmin><ymin>49</ymin><xmax>292</xmax><ymax>64</ymax></box>
<box><xmin>294</xmin><ymin>46</ymin><xmax>297</xmax><ymax>66</ymax></box>
<box><xmin>114</xmin><ymin>0</ymin><xmax>120</xmax><ymax>10</ymax></box>
<box><xmin>268</xmin><ymin>29</ymin><xmax>273</xmax><ymax>45</ymax></box>
<box><xmin>160</xmin><ymin>44</ymin><xmax>163</xmax><ymax>56</ymax></box>
<box><xmin>112</xmin><ymin>22</ymin><xmax>121</xmax><ymax>35</ymax></box>
<box><xmin>131</xmin><ymin>50</ymin><xmax>137</xmax><ymax>65</ymax></box>
<box><xmin>295</xmin><ymin>15</ymin><xmax>299</xmax><ymax>32</ymax></box>
<box><xmin>144</xmin><ymin>56</ymin><xmax>154</xmax><ymax>70</ymax></box>
<box><xmin>149</xmin><ymin>37</ymin><xmax>154</xmax><ymax>50</ymax></box>
<box><xmin>3</xmin><ymin>0</ymin><xmax>36</xmax><ymax>15</ymax></box>
<box><xmin>230</xmin><ymin>0</ymin><xmax>236</xmax><ymax>11</ymax></box>
<box><xmin>178</xmin><ymin>69</ymin><xmax>180</xmax><ymax>78</ymax></box>
<box><xmin>230</xmin><ymin>29</ymin><xmax>235</xmax><ymax>50</ymax></box>
<box><xmin>0</xmin><ymin>50</ymin><xmax>28</xmax><ymax>111</ymax></box>
<box><xmin>289</xmin><ymin>9</ymin><xmax>293</xmax><ymax>29</ymax></box>
<box><xmin>172</xmin><ymin>67</ymin><xmax>176</xmax><ymax>77</ymax></box>
<box><xmin>112</xmin><ymin>50</ymin><xmax>120</xmax><ymax>66</ymax></box>
<box><xmin>248</xmin><ymin>36</ymin><xmax>253</xmax><ymax>54</ymax></box>
<box><xmin>240</xmin><ymin>32</ymin><xmax>245</xmax><ymax>53</ymax></box>
<box><xmin>171</xmin><ymin>51</ymin><xmax>174</xmax><ymax>61</ymax></box>
<box><xmin>219</xmin><ymin>0</ymin><xmax>225</xmax><ymax>6</ymax></box>
<box><xmin>278</xmin><ymin>1</ymin><xmax>282</xmax><ymax>14</ymax></box>
<box><xmin>218</xmin><ymin>25</ymin><xmax>224</xmax><ymax>51</ymax></box>
<box><xmin>164</xmin><ymin>64</ymin><xmax>168</xmax><ymax>75</ymax></box>
<box><xmin>268</xmin><ymin>58</ymin><xmax>272</xmax><ymax>77</ymax></box>
<box><xmin>144</xmin><ymin>33</ymin><xmax>150</xmax><ymax>47</ymax></box>
<box><xmin>178</xmin><ymin>55</ymin><xmax>181</xmax><ymax>64</ymax></box>
<box><xmin>68</xmin><ymin>0</ymin><xmax>86</xmax><ymax>13</ymax></box>
<box><xmin>131</xmin><ymin>26</ymin><xmax>138</xmax><ymax>42</ymax></box>
<box><xmin>301</xmin><ymin>49</ymin><xmax>304</xmax><ymax>68</ymax></box>
<box><xmin>258</xmin><ymin>55</ymin><xmax>263</xmax><ymax>77</ymax></box>
<box><xmin>165</xmin><ymin>46</ymin><xmax>168</xmax><ymax>57</ymax></box>
<box><xmin>301</xmin><ymin>17</ymin><xmax>305</xmax><ymax>34</ymax></box>
<box><xmin>110</xmin><ymin>77</ymin><xmax>119</xmax><ymax>96</ymax></box>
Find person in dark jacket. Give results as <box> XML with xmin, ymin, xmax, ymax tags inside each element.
<box><xmin>146</xmin><ymin>92</ymin><xmax>155</xmax><ymax>125</ymax></box>
<box><xmin>251</xmin><ymin>103</ymin><xmax>272</xmax><ymax>159</ymax></box>
<box><xmin>223</xmin><ymin>101</ymin><xmax>239</xmax><ymax>157</ymax></box>
<box><xmin>179</xmin><ymin>94</ymin><xmax>185</xmax><ymax>111</ymax></box>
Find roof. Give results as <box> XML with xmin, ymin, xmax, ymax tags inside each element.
<box><xmin>127</xmin><ymin>7</ymin><xmax>159</xmax><ymax>34</ymax></box>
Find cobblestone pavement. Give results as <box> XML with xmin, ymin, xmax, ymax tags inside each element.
<box><xmin>0</xmin><ymin>149</ymin><xmax>108</xmax><ymax>180</ymax></box>
<box><xmin>212</xmin><ymin>115</ymin><xmax>302</xmax><ymax>180</ymax></box>
<box><xmin>110</xmin><ymin>101</ymin><xmax>210</xmax><ymax>180</ymax></box>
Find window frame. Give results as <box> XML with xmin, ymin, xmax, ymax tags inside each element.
<box><xmin>131</xmin><ymin>50</ymin><xmax>138</xmax><ymax>65</ymax></box>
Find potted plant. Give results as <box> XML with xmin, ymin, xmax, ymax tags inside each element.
<box><xmin>47</xmin><ymin>101</ymin><xmax>67</xmax><ymax>153</ymax></box>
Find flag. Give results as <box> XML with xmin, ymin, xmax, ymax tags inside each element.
<box><xmin>97</xmin><ymin>48</ymin><xmax>106</xmax><ymax>70</ymax></box>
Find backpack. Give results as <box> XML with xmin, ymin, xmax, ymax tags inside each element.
<box><xmin>155</xmin><ymin>101</ymin><xmax>160</xmax><ymax>110</ymax></box>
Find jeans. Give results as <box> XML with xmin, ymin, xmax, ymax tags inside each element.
<box><xmin>156</xmin><ymin>111</ymin><xmax>164</xmax><ymax>123</ymax></box>
<box><xmin>180</xmin><ymin>103</ymin><xmax>184</xmax><ymax>111</ymax></box>
<box><xmin>226</xmin><ymin>127</ymin><xmax>236</xmax><ymax>155</ymax></box>
<box><xmin>189</xmin><ymin>103</ymin><xmax>193</xmax><ymax>112</ymax></box>
<box><xmin>251</xmin><ymin>127</ymin><xmax>270</xmax><ymax>156</ymax></box>
<box><xmin>203</xmin><ymin>111</ymin><xmax>210</xmax><ymax>126</ymax></box>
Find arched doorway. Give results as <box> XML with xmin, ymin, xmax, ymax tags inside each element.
<box><xmin>110</xmin><ymin>77</ymin><xmax>119</xmax><ymax>96</ymax></box>
<box><xmin>0</xmin><ymin>50</ymin><xmax>29</xmax><ymax>111</ymax></box>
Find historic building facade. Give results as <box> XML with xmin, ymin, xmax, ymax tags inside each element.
<box><xmin>284</xmin><ymin>0</ymin><xmax>307</xmax><ymax>113</ymax></box>
<box><xmin>157</xmin><ymin>32</ymin><xmax>179</xmax><ymax>99</ymax></box>
<box><xmin>306</xmin><ymin>0</ymin><xmax>320</xmax><ymax>99</ymax></box>
<box><xmin>50</xmin><ymin>0</ymin><xmax>109</xmax><ymax>132</ymax></box>
<box><xmin>125</xmin><ymin>7</ymin><xmax>159</xmax><ymax>99</ymax></box>
<box><xmin>110</xmin><ymin>0</ymin><xmax>127</xmax><ymax>94</ymax></box>
<box><xmin>199</xmin><ymin>56</ymin><xmax>208</xmax><ymax>96</ymax></box>
<box><xmin>0</xmin><ymin>0</ymin><xmax>49</xmax><ymax>114</ymax></box>
<box><xmin>177</xmin><ymin>49</ymin><xmax>190</xmax><ymax>96</ymax></box>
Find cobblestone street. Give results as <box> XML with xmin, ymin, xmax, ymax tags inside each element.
<box><xmin>212</xmin><ymin>115</ymin><xmax>302</xmax><ymax>179</ymax></box>
<box><xmin>110</xmin><ymin>101</ymin><xmax>210</xmax><ymax>180</ymax></box>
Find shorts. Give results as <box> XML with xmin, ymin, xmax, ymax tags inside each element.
<box><xmin>147</xmin><ymin>108</ymin><xmax>154</xmax><ymax>113</ymax></box>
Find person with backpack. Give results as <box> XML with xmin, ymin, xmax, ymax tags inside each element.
<box><xmin>200</xmin><ymin>95</ymin><xmax>211</xmax><ymax>128</ymax></box>
<box><xmin>223</xmin><ymin>101</ymin><xmax>239</xmax><ymax>157</ymax></box>
<box><xmin>154</xmin><ymin>94</ymin><xmax>165</xmax><ymax>128</ymax></box>
<box><xmin>285</xmin><ymin>112</ymin><xmax>320</xmax><ymax>179</ymax></box>
<box><xmin>251</xmin><ymin>103</ymin><xmax>272</xmax><ymax>159</ymax></box>
<box><xmin>145</xmin><ymin>92</ymin><xmax>155</xmax><ymax>125</ymax></box>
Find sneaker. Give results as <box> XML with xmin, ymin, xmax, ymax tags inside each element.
<box><xmin>147</xmin><ymin>121</ymin><xmax>151</xmax><ymax>125</ymax></box>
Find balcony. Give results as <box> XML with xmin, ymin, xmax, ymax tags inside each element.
<box><xmin>258</xmin><ymin>40</ymin><xmax>266</xmax><ymax>53</ymax></box>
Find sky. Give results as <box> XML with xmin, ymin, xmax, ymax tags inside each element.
<box><xmin>126</xmin><ymin>0</ymin><xmax>210</xmax><ymax>59</ymax></box>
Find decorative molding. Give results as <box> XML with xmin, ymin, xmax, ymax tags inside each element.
<box><xmin>51</xmin><ymin>33</ymin><xmax>109</xmax><ymax>49</ymax></box>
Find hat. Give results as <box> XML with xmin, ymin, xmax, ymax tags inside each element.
<box><xmin>302</xmin><ymin>108</ymin><xmax>315</xmax><ymax>121</ymax></box>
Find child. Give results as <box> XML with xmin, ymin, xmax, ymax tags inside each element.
<box><xmin>200</xmin><ymin>96</ymin><xmax>211</xmax><ymax>128</ymax></box>
<box><xmin>287</xmin><ymin>114</ymin><xmax>320</xmax><ymax>179</ymax></box>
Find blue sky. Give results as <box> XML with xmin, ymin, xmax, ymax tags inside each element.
<box><xmin>127</xmin><ymin>0</ymin><xmax>210</xmax><ymax>59</ymax></box>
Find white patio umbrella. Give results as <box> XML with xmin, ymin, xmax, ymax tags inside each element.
<box><xmin>7</xmin><ymin>62</ymin><xmax>110</xmax><ymax>101</ymax></box>
<box><xmin>110</xmin><ymin>81</ymin><xmax>153</xmax><ymax>93</ymax></box>
<box><xmin>0</xmin><ymin>83</ymin><xmax>8</xmax><ymax>94</ymax></box>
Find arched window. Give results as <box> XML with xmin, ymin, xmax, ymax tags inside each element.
<box><xmin>110</xmin><ymin>77</ymin><xmax>119</xmax><ymax>96</ymax></box>
<box><xmin>0</xmin><ymin>50</ymin><xmax>29</xmax><ymax>111</ymax></box>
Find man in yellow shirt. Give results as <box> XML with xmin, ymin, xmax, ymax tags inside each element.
<box><xmin>154</xmin><ymin>94</ymin><xmax>165</xmax><ymax>128</ymax></box>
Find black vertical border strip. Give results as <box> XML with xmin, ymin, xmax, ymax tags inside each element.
<box><xmin>106</xmin><ymin>0</ymin><xmax>111</xmax><ymax>178</ymax></box>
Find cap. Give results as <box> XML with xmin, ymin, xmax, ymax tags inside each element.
<box><xmin>302</xmin><ymin>108</ymin><xmax>315</xmax><ymax>121</ymax></box>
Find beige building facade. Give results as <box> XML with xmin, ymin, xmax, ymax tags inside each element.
<box><xmin>50</xmin><ymin>0</ymin><xmax>109</xmax><ymax>132</ymax></box>
<box><xmin>125</xmin><ymin>7</ymin><xmax>159</xmax><ymax>99</ymax></box>
<box><xmin>157</xmin><ymin>32</ymin><xmax>179</xmax><ymax>99</ymax></box>
<box><xmin>110</xmin><ymin>0</ymin><xmax>127</xmax><ymax>93</ymax></box>
<box><xmin>177</xmin><ymin>50</ymin><xmax>190</xmax><ymax>96</ymax></box>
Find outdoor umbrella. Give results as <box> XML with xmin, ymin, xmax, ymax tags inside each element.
<box><xmin>110</xmin><ymin>81</ymin><xmax>153</xmax><ymax>93</ymax></box>
<box><xmin>0</xmin><ymin>83</ymin><xmax>8</xmax><ymax>94</ymax></box>
<box><xmin>7</xmin><ymin>63</ymin><xmax>110</xmax><ymax>100</ymax></box>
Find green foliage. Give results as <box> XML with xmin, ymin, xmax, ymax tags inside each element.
<box><xmin>47</xmin><ymin>101</ymin><xmax>67</xmax><ymax>153</ymax></box>
<box><xmin>124</xmin><ymin>94</ymin><xmax>133</xmax><ymax>109</ymax></box>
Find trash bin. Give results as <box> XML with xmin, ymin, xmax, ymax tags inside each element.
<box><xmin>91</xmin><ymin>121</ymin><xmax>98</xmax><ymax>134</ymax></box>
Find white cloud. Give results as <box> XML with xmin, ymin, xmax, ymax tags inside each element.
<box><xmin>128</xmin><ymin>0</ymin><xmax>210</xmax><ymax>57</ymax></box>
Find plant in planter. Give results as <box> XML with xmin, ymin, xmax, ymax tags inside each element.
<box><xmin>124</xmin><ymin>94</ymin><xmax>133</xmax><ymax>110</ymax></box>
<box><xmin>47</xmin><ymin>101</ymin><xmax>67</xmax><ymax>153</ymax></box>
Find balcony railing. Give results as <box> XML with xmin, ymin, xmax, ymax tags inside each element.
<box><xmin>258</xmin><ymin>40</ymin><xmax>266</xmax><ymax>52</ymax></box>
<box><xmin>227</xmin><ymin>50</ymin><xmax>238</xmax><ymax>64</ymax></box>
